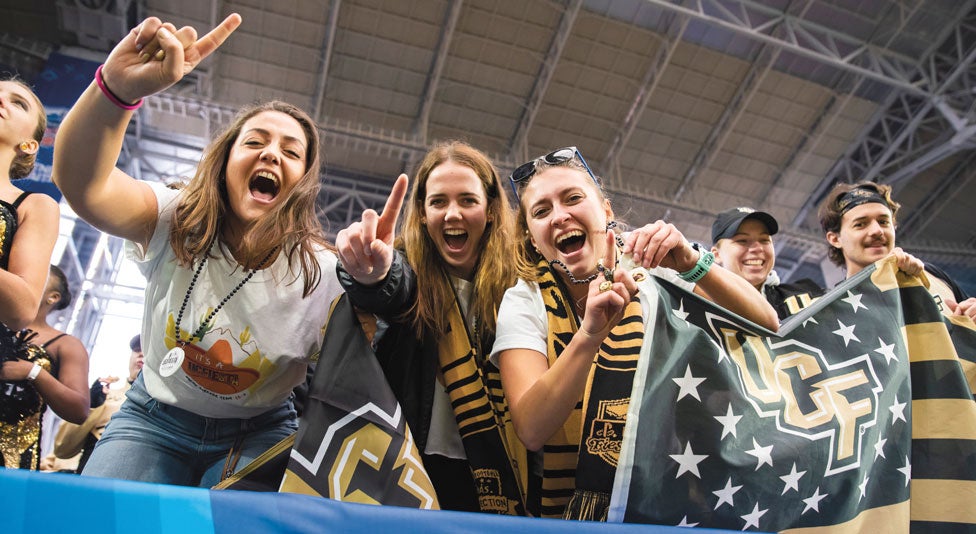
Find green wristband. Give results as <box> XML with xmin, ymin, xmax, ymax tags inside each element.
<box><xmin>678</xmin><ymin>243</ymin><xmax>714</xmax><ymax>283</ymax></box>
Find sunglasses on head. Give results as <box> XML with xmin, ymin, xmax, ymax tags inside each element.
<box><xmin>508</xmin><ymin>146</ymin><xmax>600</xmax><ymax>201</ymax></box>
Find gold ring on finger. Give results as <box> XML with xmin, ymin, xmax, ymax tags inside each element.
<box><xmin>599</xmin><ymin>280</ymin><xmax>613</xmax><ymax>292</ymax></box>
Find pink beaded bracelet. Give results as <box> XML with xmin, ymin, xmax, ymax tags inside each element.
<box><xmin>95</xmin><ymin>64</ymin><xmax>143</xmax><ymax>111</ymax></box>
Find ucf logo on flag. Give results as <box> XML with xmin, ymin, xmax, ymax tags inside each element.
<box><xmin>281</xmin><ymin>296</ymin><xmax>439</xmax><ymax>509</ymax></box>
<box><xmin>608</xmin><ymin>256</ymin><xmax>976</xmax><ymax>532</ymax></box>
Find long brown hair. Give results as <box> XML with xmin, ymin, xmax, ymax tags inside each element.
<box><xmin>399</xmin><ymin>141</ymin><xmax>516</xmax><ymax>338</ymax></box>
<box><xmin>4</xmin><ymin>78</ymin><xmax>46</xmax><ymax>180</ymax></box>
<box><xmin>168</xmin><ymin>101</ymin><xmax>330</xmax><ymax>297</ymax></box>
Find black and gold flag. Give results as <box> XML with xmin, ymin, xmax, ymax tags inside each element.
<box><xmin>610</xmin><ymin>256</ymin><xmax>976</xmax><ymax>532</ymax></box>
<box><xmin>279</xmin><ymin>295</ymin><xmax>439</xmax><ymax>508</ymax></box>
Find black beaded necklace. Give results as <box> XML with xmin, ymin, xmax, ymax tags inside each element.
<box><xmin>173</xmin><ymin>245</ymin><xmax>277</xmax><ymax>345</ymax></box>
<box><xmin>548</xmin><ymin>222</ymin><xmax>625</xmax><ymax>284</ymax></box>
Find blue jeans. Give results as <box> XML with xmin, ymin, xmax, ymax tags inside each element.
<box><xmin>81</xmin><ymin>374</ymin><xmax>298</xmax><ymax>488</ymax></box>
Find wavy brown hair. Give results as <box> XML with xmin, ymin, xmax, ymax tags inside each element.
<box><xmin>818</xmin><ymin>181</ymin><xmax>900</xmax><ymax>267</ymax></box>
<box><xmin>5</xmin><ymin>78</ymin><xmax>46</xmax><ymax>180</ymax></box>
<box><xmin>512</xmin><ymin>158</ymin><xmax>613</xmax><ymax>283</ymax></box>
<box><xmin>168</xmin><ymin>101</ymin><xmax>330</xmax><ymax>297</ymax></box>
<box><xmin>399</xmin><ymin>141</ymin><xmax>516</xmax><ymax>338</ymax></box>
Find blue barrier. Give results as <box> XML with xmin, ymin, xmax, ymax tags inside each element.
<box><xmin>0</xmin><ymin>469</ymin><xmax>746</xmax><ymax>533</ymax></box>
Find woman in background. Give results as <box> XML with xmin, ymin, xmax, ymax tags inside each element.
<box><xmin>1</xmin><ymin>265</ymin><xmax>89</xmax><ymax>469</ymax></box>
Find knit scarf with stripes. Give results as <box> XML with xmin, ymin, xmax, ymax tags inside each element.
<box><xmin>438</xmin><ymin>293</ymin><xmax>528</xmax><ymax>515</ymax></box>
<box><xmin>535</xmin><ymin>259</ymin><xmax>645</xmax><ymax>519</ymax></box>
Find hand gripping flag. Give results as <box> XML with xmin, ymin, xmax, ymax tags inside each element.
<box><xmin>608</xmin><ymin>256</ymin><xmax>976</xmax><ymax>532</ymax></box>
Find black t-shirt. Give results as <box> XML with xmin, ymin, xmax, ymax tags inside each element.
<box><xmin>763</xmin><ymin>278</ymin><xmax>826</xmax><ymax>320</ymax></box>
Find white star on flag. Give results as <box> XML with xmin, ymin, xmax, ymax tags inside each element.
<box><xmin>672</xmin><ymin>299</ymin><xmax>689</xmax><ymax>321</ymax></box>
<box><xmin>898</xmin><ymin>456</ymin><xmax>911</xmax><ymax>487</ymax></box>
<box><xmin>740</xmin><ymin>502</ymin><xmax>768</xmax><ymax>530</ymax></box>
<box><xmin>889</xmin><ymin>399</ymin><xmax>907</xmax><ymax>424</ymax></box>
<box><xmin>670</xmin><ymin>442</ymin><xmax>708</xmax><ymax>479</ymax></box>
<box><xmin>842</xmin><ymin>290</ymin><xmax>868</xmax><ymax>313</ymax></box>
<box><xmin>673</xmin><ymin>365</ymin><xmax>706</xmax><ymax>401</ymax></box>
<box><xmin>874</xmin><ymin>436</ymin><xmax>887</xmax><ymax>459</ymax></box>
<box><xmin>874</xmin><ymin>338</ymin><xmax>898</xmax><ymax>364</ymax></box>
<box><xmin>712</xmin><ymin>477</ymin><xmax>742</xmax><ymax>509</ymax></box>
<box><xmin>858</xmin><ymin>475</ymin><xmax>870</xmax><ymax>501</ymax></box>
<box><xmin>676</xmin><ymin>516</ymin><xmax>699</xmax><ymax>527</ymax></box>
<box><xmin>714</xmin><ymin>404</ymin><xmax>742</xmax><ymax>440</ymax></box>
<box><xmin>745</xmin><ymin>437</ymin><xmax>774</xmax><ymax>470</ymax></box>
<box><xmin>802</xmin><ymin>487</ymin><xmax>828</xmax><ymax>514</ymax></box>
<box><xmin>780</xmin><ymin>462</ymin><xmax>806</xmax><ymax>494</ymax></box>
<box><xmin>802</xmin><ymin>315</ymin><xmax>819</xmax><ymax>327</ymax></box>
<box><xmin>832</xmin><ymin>320</ymin><xmax>860</xmax><ymax>346</ymax></box>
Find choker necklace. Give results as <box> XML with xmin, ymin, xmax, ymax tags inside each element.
<box><xmin>159</xmin><ymin>245</ymin><xmax>276</xmax><ymax>377</ymax></box>
<box><xmin>547</xmin><ymin>222</ymin><xmax>625</xmax><ymax>284</ymax></box>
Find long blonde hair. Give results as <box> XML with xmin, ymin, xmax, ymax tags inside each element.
<box><xmin>512</xmin><ymin>158</ymin><xmax>610</xmax><ymax>283</ymax></box>
<box><xmin>168</xmin><ymin>101</ymin><xmax>330</xmax><ymax>297</ymax></box>
<box><xmin>399</xmin><ymin>141</ymin><xmax>516</xmax><ymax>338</ymax></box>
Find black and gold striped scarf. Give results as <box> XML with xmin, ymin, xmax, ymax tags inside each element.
<box><xmin>439</xmin><ymin>295</ymin><xmax>528</xmax><ymax>515</ymax></box>
<box><xmin>535</xmin><ymin>259</ymin><xmax>645</xmax><ymax>519</ymax></box>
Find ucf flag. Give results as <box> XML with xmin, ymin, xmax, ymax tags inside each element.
<box><xmin>281</xmin><ymin>295</ymin><xmax>438</xmax><ymax>508</ymax></box>
<box><xmin>221</xmin><ymin>295</ymin><xmax>439</xmax><ymax>508</ymax></box>
<box><xmin>607</xmin><ymin>256</ymin><xmax>976</xmax><ymax>532</ymax></box>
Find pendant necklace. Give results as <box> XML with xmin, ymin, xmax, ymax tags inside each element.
<box><xmin>159</xmin><ymin>245</ymin><xmax>276</xmax><ymax>377</ymax></box>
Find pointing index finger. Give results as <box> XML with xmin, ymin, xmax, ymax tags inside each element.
<box><xmin>190</xmin><ymin>13</ymin><xmax>242</xmax><ymax>63</ymax></box>
<box><xmin>376</xmin><ymin>174</ymin><xmax>409</xmax><ymax>241</ymax></box>
<box><xmin>603</xmin><ymin>228</ymin><xmax>617</xmax><ymax>273</ymax></box>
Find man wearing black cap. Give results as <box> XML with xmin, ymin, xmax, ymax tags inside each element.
<box><xmin>711</xmin><ymin>207</ymin><xmax>824</xmax><ymax>320</ymax></box>
<box><xmin>818</xmin><ymin>181</ymin><xmax>975</xmax><ymax>320</ymax></box>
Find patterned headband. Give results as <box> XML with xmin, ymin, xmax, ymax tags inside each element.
<box><xmin>836</xmin><ymin>186</ymin><xmax>887</xmax><ymax>215</ymax></box>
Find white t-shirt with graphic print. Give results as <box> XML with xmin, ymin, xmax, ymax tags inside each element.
<box><xmin>127</xmin><ymin>182</ymin><xmax>343</xmax><ymax>418</ymax></box>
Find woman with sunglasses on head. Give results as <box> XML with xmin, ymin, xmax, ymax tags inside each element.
<box><xmin>490</xmin><ymin>147</ymin><xmax>778</xmax><ymax>520</ymax></box>
<box><xmin>52</xmin><ymin>15</ymin><xmax>344</xmax><ymax>487</ymax></box>
<box><xmin>335</xmin><ymin>141</ymin><xmax>527</xmax><ymax>514</ymax></box>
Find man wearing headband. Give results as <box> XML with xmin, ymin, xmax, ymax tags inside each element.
<box><xmin>818</xmin><ymin>181</ymin><xmax>974</xmax><ymax>320</ymax></box>
<box><xmin>711</xmin><ymin>207</ymin><xmax>824</xmax><ymax>319</ymax></box>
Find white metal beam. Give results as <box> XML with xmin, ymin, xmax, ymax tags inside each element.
<box><xmin>641</xmin><ymin>0</ymin><xmax>940</xmax><ymax>97</ymax></box>
<box><xmin>507</xmin><ymin>0</ymin><xmax>582</xmax><ymax>159</ymax></box>
<box><xmin>311</xmin><ymin>0</ymin><xmax>341</xmax><ymax>120</ymax></box>
<box><xmin>413</xmin><ymin>0</ymin><xmax>463</xmax><ymax>142</ymax></box>
<box><xmin>602</xmin><ymin>12</ymin><xmax>688</xmax><ymax>189</ymax></box>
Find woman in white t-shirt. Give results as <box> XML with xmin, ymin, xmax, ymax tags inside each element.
<box><xmin>52</xmin><ymin>14</ymin><xmax>343</xmax><ymax>487</ymax></box>
<box><xmin>490</xmin><ymin>147</ymin><xmax>779</xmax><ymax>519</ymax></box>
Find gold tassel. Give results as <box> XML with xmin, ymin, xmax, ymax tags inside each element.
<box><xmin>563</xmin><ymin>490</ymin><xmax>610</xmax><ymax>521</ymax></box>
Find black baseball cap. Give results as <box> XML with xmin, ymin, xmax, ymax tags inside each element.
<box><xmin>711</xmin><ymin>207</ymin><xmax>779</xmax><ymax>244</ymax></box>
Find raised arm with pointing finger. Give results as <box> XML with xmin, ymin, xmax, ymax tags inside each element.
<box><xmin>54</xmin><ymin>14</ymin><xmax>242</xmax><ymax>248</ymax></box>
<box><xmin>52</xmin><ymin>15</ymin><xmax>345</xmax><ymax>488</ymax></box>
<box><xmin>335</xmin><ymin>142</ymin><xmax>528</xmax><ymax>514</ymax></box>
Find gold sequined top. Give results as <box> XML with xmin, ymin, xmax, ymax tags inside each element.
<box><xmin>0</xmin><ymin>191</ymin><xmax>32</xmax><ymax>270</ymax></box>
